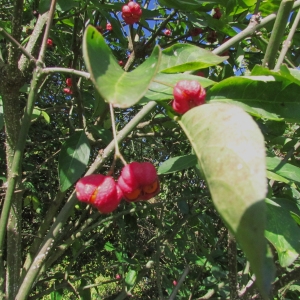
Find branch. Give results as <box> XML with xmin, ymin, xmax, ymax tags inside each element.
<box><xmin>274</xmin><ymin>7</ymin><xmax>300</xmax><ymax>70</ymax></box>
<box><xmin>38</xmin><ymin>0</ymin><xmax>57</xmax><ymax>64</ymax></box>
<box><xmin>262</xmin><ymin>0</ymin><xmax>294</xmax><ymax>69</ymax></box>
<box><xmin>169</xmin><ymin>265</ymin><xmax>190</xmax><ymax>300</ymax></box>
<box><xmin>19</xmin><ymin>12</ymin><xmax>49</xmax><ymax>72</ymax></box>
<box><xmin>144</xmin><ymin>10</ymin><xmax>177</xmax><ymax>49</ymax></box>
<box><xmin>0</xmin><ymin>27</ymin><xmax>37</xmax><ymax>65</ymax></box>
<box><xmin>0</xmin><ymin>68</ymin><xmax>46</xmax><ymax>298</ymax></box>
<box><xmin>212</xmin><ymin>0</ymin><xmax>300</xmax><ymax>56</ymax></box>
<box><xmin>228</xmin><ymin>231</ymin><xmax>238</xmax><ymax>299</ymax></box>
<box><xmin>42</xmin><ymin>67</ymin><xmax>90</xmax><ymax>79</ymax></box>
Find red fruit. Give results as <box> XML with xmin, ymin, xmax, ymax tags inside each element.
<box><xmin>190</xmin><ymin>28</ymin><xmax>203</xmax><ymax>36</ymax></box>
<box><xmin>164</xmin><ymin>29</ymin><xmax>171</xmax><ymax>36</ymax></box>
<box><xmin>118</xmin><ymin>60</ymin><xmax>124</xmax><ymax>66</ymax></box>
<box><xmin>172</xmin><ymin>80</ymin><xmax>206</xmax><ymax>114</ymax></box>
<box><xmin>196</xmin><ymin>71</ymin><xmax>205</xmax><ymax>77</ymax></box>
<box><xmin>206</xmin><ymin>31</ymin><xmax>217</xmax><ymax>43</ymax></box>
<box><xmin>47</xmin><ymin>38</ymin><xmax>53</xmax><ymax>47</ymax></box>
<box><xmin>213</xmin><ymin>7</ymin><xmax>222</xmax><ymax>19</ymax></box>
<box><xmin>96</xmin><ymin>26</ymin><xmax>103</xmax><ymax>33</ymax></box>
<box><xmin>221</xmin><ymin>37</ymin><xmax>231</xmax><ymax>56</ymax></box>
<box><xmin>118</xmin><ymin>162</ymin><xmax>160</xmax><ymax>202</ymax></box>
<box><xmin>122</xmin><ymin>1</ymin><xmax>142</xmax><ymax>25</ymax></box>
<box><xmin>63</xmin><ymin>88</ymin><xmax>73</xmax><ymax>95</ymax></box>
<box><xmin>116</xmin><ymin>274</ymin><xmax>121</xmax><ymax>280</ymax></box>
<box><xmin>106</xmin><ymin>23</ymin><xmax>112</xmax><ymax>31</ymax></box>
<box><xmin>66</xmin><ymin>78</ymin><xmax>72</xmax><ymax>87</ymax></box>
<box><xmin>76</xmin><ymin>174</ymin><xmax>123</xmax><ymax>214</ymax></box>
<box><xmin>173</xmin><ymin>280</ymin><xmax>177</xmax><ymax>286</ymax></box>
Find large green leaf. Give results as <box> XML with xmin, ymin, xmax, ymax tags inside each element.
<box><xmin>251</xmin><ymin>65</ymin><xmax>300</xmax><ymax>88</ymax></box>
<box><xmin>266</xmin><ymin>157</ymin><xmax>300</xmax><ymax>183</ymax></box>
<box><xmin>59</xmin><ymin>131</ymin><xmax>91</xmax><ymax>192</ymax></box>
<box><xmin>179</xmin><ymin>102</ymin><xmax>274</xmax><ymax>298</ymax></box>
<box><xmin>143</xmin><ymin>73</ymin><xmax>215</xmax><ymax>102</ymax></box>
<box><xmin>208</xmin><ymin>76</ymin><xmax>300</xmax><ymax>122</ymax></box>
<box><xmin>158</xmin><ymin>154</ymin><xmax>197</xmax><ymax>174</ymax></box>
<box><xmin>159</xmin><ymin>43</ymin><xmax>226</xmax><ymax>73</ymax></box>
<box><xmin>83</xmin><ymin>25</ymin><xmax>161</xmax><ymax>108</ymax></box>
<box><xmin>158</xmin><ymin>0</ymin><xmax>221</xmax><ymax>10</ymax></box>
<box><xmin>265</xmin><ymin>198</ymin><xmax>300</xmax><ymax>267</ymax></box>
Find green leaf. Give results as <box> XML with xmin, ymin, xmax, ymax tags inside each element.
<box><xmin>50</xmin><ymin>291</ymin><xmax>63</xmax><ymax>300</ymax></box>
<box><xmin>266</xmin><ymin>157</ymin><xmax>300</xmax><ymax>183</ymax></box>
<box><xmin>251</xmin><ymin>65</ymin><xmax>300</xmax><ymax>88</ymax></box>
<box><xmin>90</xmin><ymin>126</ymin><xmax>112</xmax><ymax>145</ymax></box>
<box><xmin>31</xmin><ymin>108</ymin><xmax>42</xmax><ymax>122</ymax></box>
<box><xmin>79</xmin><ymin>279</ymin><xmax>91</xmax><ymax>300</ymax></box>
<box><xmin>158</xmin><ymin>0</ymin><xmax>221</xmax><ymax>11</ymax></box>
<box><xmin>104</xmin><ymin>242</ymin><xmax>115</xmax><ymax>252</ymax></box>
<box><xmin>39</xmin><ymin>0</ymin><xmax>78</xmax><ymax>13</ymax></box>
<box><xmin>58</xmin><ymin>131</ymin><xmax>91</xmax><ymax>192</ymax></box>
<box><xmin>143</xmin><ymin>73</ymin><xmax>215</xmax><ymax>102</ymax></box>
<box><xmin>265</xmin><ymin>198</ymin><xmax>300</xmax><ymax>267</ymax></box>
<box><xmin>83</xmin><ymin>25</ymin><xmax>161</xmax><ymax>108</ymax></box>
<box><xmin>158</xmin><ymin>154</ymin><xmax>197</xmax><ymax>174</ymax></box>
<box><xmin>30</xmin><ymin>108</ymin><xmax>50</xmax><ymax>123</ymax></box>
<box><xmin>266</xmin><ymin>170</ymin><xmax>290</xmax><ymax>184</ymax></box>
<box><xmin>24</xmin><ymin>195</ymin><xmax>41</xmax><ymax>210</ymax></box>
<box><xmin>57</xmin><ymin>0</ymin><xmax>79</xmax><ymax>12</ymax></box>
<box><xmin>125</xmin><ymin>269</ymin><xmax>137</xmax><ymax>288</ymax></box>
<box><xmin>41</xmin><ymin>111</ymin><xmax>50</xmax><ymax>123</ymax></box>
<box><xmin>179</xmin><ymin>102</ymin><xmax>274</xmax><ymax>298</ymax></box>
<box><xmin>184</xmin><ymin>253</ymin><xmax>206</xmax><ymax>266</ymax></box>
<box><xmin>208</xmin><ymin>76</ymin><xmax>300</xmax><ymax>122</ymax></box>
<box><xmin>159</xmin><ymin>44</ymin><xmax>226</xmax><ymax>73</ymax></box>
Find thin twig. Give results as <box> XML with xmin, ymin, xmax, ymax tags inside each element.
<box><xmin>275</xmin><ymin>8</ymin><xmax>300</xmax><ymax>70</ymax></box>
<box><xmin>109</xmin><ymin>104</ymin><xmax>127</xmax><ymax>165</ymax></box>
<box><xmin>42</xmin><ymin>67</ymin><xmax>90</xmax><ymax>79</ymax></box>
<box><xmin>262</xmin><ymin>0</ymin><xmax>294</xmax><ymax>69</ymax></box>
<box><xmin>38</xmin><ymin>0</ymin><xmax>57</xmax><ymax>63</ymax></box>
<box><xmin>0</xmin><ymin>27</ymin><xmax>37</xmax><ymax>64</ymax></box>
<box><xmin>212</xmin><ymin>0</ymin><xmax>300</xmax><ymax>56</ymax></box>
<box><xmin>169</xmin><ymin>265</ymin><xmax>190</xmax><ymax>300</ymax></box>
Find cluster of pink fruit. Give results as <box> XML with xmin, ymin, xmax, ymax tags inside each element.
<box><xmin>76</xmin><ymin>162</ymin><xmax>160</xmax><ymax>214</ymax></box>
<box><xmin>172</xmin><ymin>80</ymin><xmax>206</xmax><ymax>114</ymax></box>
<box><xmin>121</xmin><ymin>1</ymin><xmax>142</xmax><ymax>25</ymax></box>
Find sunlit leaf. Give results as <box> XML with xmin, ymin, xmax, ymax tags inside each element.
<box><xmin>83</xmin><ymin>25</ymin><xmax>161</xmax><ymax>108</ymax></box>
<box><xmin>266</xmin><ymin>157</ymin><xmax>300</xmax><ymax>183</ymax></box>
<box><xmin>265</xmin><ymin>198</ymin><xmax>300</xmax><ymax>267</ymax></box>
<box><xmin>208</xmin><ymin>76</ymin><xmax>300</xmax><ymax>122</ymax></box>
<box><xmin>104</xmin><ymin>242</ymin><xmax>115</xmax><ymax>252</ymax></box>
<box><xmin>50</xmin><ymin>291</ymin><xmax>63</xmax><ymax>300</ymax></box>
<box><xmin>266</xmin><ymin>170</ymin><xmax>290</xmax><ymax>184</ymax></box>
<box><xmin>158</xmin><ymin>0</ymin><xmax>221</xmax><ymax>10</ymax></box>
<box><xmin>143</xmin><ymin>73</ymin><xmax>215</xmax><ymax>102</ymax></box>
<box><xmin>159</xmin><ymin>44</ymin><xmax>226</xmax><ymax>73</ymax></box>
<box><xmin>125</xmin><ymin>270</ymin><xmax>137</xmax><ymax>287</ymax></box>
<box><xmin>179</xmin><ymin>102</ymin><xmax>274</xmax><ymax>298</ymax></box>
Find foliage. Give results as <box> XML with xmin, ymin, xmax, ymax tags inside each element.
<box><xmin>1</xmin><ymin>0</ymin><xmax>300</xmax><ymax>299</ymax></box>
